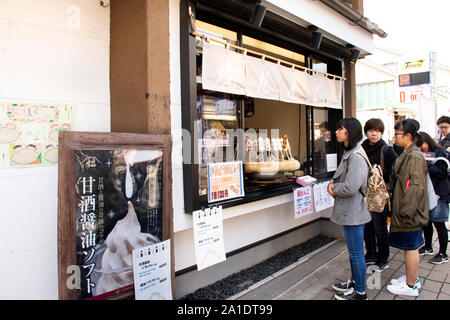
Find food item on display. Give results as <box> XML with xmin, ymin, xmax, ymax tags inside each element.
<box><xmin>244</xmin><ymin>134</ymin><xmax>300</xmax><ymax>175</ymax></box>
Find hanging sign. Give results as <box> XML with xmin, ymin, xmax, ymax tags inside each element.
<box><xmin>201</xmin><ymin>39</ymin><xmax>246</xmax><ymax>95</ymax></box>
<box><xmin>245</xmin><ymin>55</ymin><xmax>280</xmax><ymax>101</ymax></box>
<box><xmin>279</xmin><ymin>66</ymin><xmax>309</xmax><ymax>104</ymax></box>
<box><xmin>313</xmin><ymin>181</ymin><xmax>335</xmax><ymax>212</ymax></box>
<box><xmin>207</xmin><ymin>161</ymin><xmax>244</xmax><ymax>203</ymax></box>
<box><xmin>293</xmin><ymin>186</ymin><xmax>314</xmax><ymax>219</ymax></box>
<box><xmin>132</xmin><ymin>239</ymin><xmax>172</xmax><ymax>300</ymax></box>
<box><xmin>193</xmin><ymin>206</ymin><xmax>226</xmax><ymax>271</ymax></box>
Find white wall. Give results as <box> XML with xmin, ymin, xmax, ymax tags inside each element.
<box><xmin>0</xmin><ymin>0</ymin><xmax>110</xmax><ymax>299</ymax></box>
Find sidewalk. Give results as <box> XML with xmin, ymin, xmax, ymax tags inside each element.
<box><xmin>235</xmin><ymin>234</ymin><xmax>450</xmax><ymax>300</ymax></box>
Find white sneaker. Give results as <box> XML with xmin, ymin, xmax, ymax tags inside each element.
<box><xmin>387</xmin><ymin>281</ymin><xmax>419</xmax><ymax>297</ymax></box>
<box><xmin>390</xmin><ymin>275</ymin><xmax>421</xmax><ymax>289</ymax></box>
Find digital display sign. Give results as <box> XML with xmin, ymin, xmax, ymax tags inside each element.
<box><xmin>398</xmin><ymin>71</ymin><xmax>430</xmax><ymax>87</ymax></box>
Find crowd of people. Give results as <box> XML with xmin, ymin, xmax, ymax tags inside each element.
<box><xmin>328</xmin><ymin>115</ymin><xmax>450</xmax><ymax>300</ymax></box>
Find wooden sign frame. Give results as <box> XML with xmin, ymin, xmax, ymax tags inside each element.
<box><xmin>57</xmin><ymin>131</ymin><xmax>173</xmax><ymax>300</ymax></box>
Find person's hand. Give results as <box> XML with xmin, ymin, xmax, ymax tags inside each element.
<box><xmin>327</xmin><ymin>183</ymin><xmax>335</xmax><ymax>197</ymax></box>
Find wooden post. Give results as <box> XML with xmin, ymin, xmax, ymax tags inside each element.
<box><xmin>344</xmin><ymin>58</ymin><xmax>357</xmax><ymax>118</ymax></box>
<box><xmin>110</xmin><ymin>0</ymin><xmax>171</xmax><ymax>135</ymax></box>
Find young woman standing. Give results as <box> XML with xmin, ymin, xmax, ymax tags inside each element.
<box><xmin>386</xmin><ymin>119</ymin><xmax>429</xmax><ymax>297</ymax></box>
<box><xmin>418</xmin><ymin>131</ymin><xmax>449</xmax><ymax>264</ymax></box>
<box><xmin>328</xmin><ymin>118</ymin><xmax>371</xmax><ymax>300</ymax></box>
<box><xmin>362</xmin><ymin>118</ymin><xmax>398</xmax><ymax>270</ymax></box>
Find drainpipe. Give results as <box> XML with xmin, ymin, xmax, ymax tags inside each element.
<box><xmin>319</xmin><ymin>0</ymin><xmax>388</xmax><ymax>38</ymax></box>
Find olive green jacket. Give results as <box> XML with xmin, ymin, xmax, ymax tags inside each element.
<box><xmin>391</xmin><ymin>144</ymin><xmax>429</xmax><ymax>232</ymax></box>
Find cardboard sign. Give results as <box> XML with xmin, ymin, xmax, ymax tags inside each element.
<box><xmin>207</xmin><ymin>161</ymin><xmax>244</xmax><ymax>203</ymax></box>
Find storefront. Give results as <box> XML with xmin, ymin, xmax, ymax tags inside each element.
<box><xmin>0</xmin><ymin>0</ymin><xmax>383</xmax><ymax>299</ymax></box>
<box><xmin>172</xmin><ymin>0</ymin><xmax>381</xmax><ymax>298</ymax></box>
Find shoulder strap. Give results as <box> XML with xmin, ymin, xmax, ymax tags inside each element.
<box><xmin>380</xmin><ymin>145</ymin><xmax>386</xmax><ymax>171</ymax></box>
<box><xmin>351</xmin><ymin>150</ymin><xmax>372</xmax><ymax>169</ymax></box>
<box><xmin>350</xmin><ymin>150</ymin><xmax>371</xmax><ymax>198</ymax></box>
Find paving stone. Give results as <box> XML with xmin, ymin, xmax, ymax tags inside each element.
<box><xmin>427</xmin><ymin>270</ymin><xmax>447</xmax><ymax>282</ymax></box>
<box><xmin>392</xmin><ymin>253</ymin><xmax>405</xmax><ymax>262</ymax></box>
<box><xmin>374</xmin><ymin>290</ymin><xmax>395</xmax><ymax>300</ymax></box>
<box><xmin>433</xmin><ymin>263</ymin><xmax>450</xmax><ymax>273</ymax></box>
<box><xmin>441</xmin><ymin>283</ymin><xmax>450</xmax><ymax>295</ymax></box>
<box><xmin>422</xmin><ymin>279</ymin><xmax>442</xmax><ymax>293</ymax></box>
<box><xmin>311</xmin><ymin>288</ymin><xmax>335</xmax><ymax>300</ymax></box>
<box><xmin>419</xmin><ymin>260</ymin><xmax>435</xmax><ymax>270</ymax></box>
<box><xmin>418</xmin><ymin>267</ymin><xmax>431</xmax><ymax>278</ymax></box>
<box><xmin>386</xmin><ymin>259</ymin><xmax>403</xmax><ymax>271</ymax></box>
<box><xmin>416</xmin><ymin>289</ymin><xmax>438</xmax><ymax>300</ymax></box>
<box><xmin>394</xmin><ymin>294</ymin><xmax>416</xmax><ymax>300</ymax></box>
<box><xmin>438</xmin><ymin>292</ymin><xmax>450</xmax><ymax>300</ymax></box>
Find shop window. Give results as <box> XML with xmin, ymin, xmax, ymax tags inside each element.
<box><xmin>182</xmin><ymin>18</ymin><xmax>343</xmax><ymax>212</ymax></box>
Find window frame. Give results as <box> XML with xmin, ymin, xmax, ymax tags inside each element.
<box><xmin>180</xmin><ymin>0</ymin><xmax>344</xmax><ymax>213</ymax></box>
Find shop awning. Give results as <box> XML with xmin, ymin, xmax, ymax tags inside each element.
<box><xmin>201</xmin><ymin>37</ymin><xmax>343</xmax><ymax>109</ymax></box>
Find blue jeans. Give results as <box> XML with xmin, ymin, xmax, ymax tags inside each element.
<box><xmin>343</xmin><ymin>225</ymin><xmax>367</xmax><ymax>293</ymax></box>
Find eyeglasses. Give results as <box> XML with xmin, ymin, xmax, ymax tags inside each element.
<box><xmin>394</xmin><ymin>132</ymin><xmax>404</xmax><ymax>136</ymax></box>
<box><xmin>438</xmin><ymin>125</ymin><xmax>450</xmax><ymax>130</ymax></box>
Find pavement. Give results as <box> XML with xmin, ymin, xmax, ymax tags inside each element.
<box><xmin>234</xmin><ymin>227</ymin><xmax>450</xmax><ymax>300</ymax></box>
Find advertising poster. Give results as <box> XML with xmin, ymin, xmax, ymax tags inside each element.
<box><xmin>132</xmin><ymin>239</ymin><xmax>172</xmax><ymax>300</ymax></box>
<box><xmin>313</xmin><ymin>181</ymin><xmax>335</xmax><ymax>212</ymax></box>
<box><xmin>74</xmin><ymin>149</ymin><xmax>163</xmax><ymax>299</ymax></box>
<box><xmin>0</xmin><ymin>102</ymin><xmax>75</xmax><ymax>168</ymax></box>
<box><xmin>207</xmin><ymin>161</ymin><xmax>244</xmax><ymax>203</ymax></box>
<box><xmin>293</xmin><ymin>186</ymin><xmax>314</xmax><ymax>219</ymax></box>
<box><xmin>193</xmin><ymin>206</ymin><xmax>226</xmax><ymax>271</ymax></box>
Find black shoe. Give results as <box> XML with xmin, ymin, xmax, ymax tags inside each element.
<box><xmin>332</xmin><ymin>279</ymin><xmax>355</xmax><ymax>292</ymax></box>
<box><xmin>365</xmin><ymin>255</ymin><xmax>378</xmax><ymax>265</ymax></box>
<box><xmin>429</xmin><ymin>253</ymin><xmax>449</xmax><ymax>265</ymax></box>
<box><xmin>334</xmin><ymin>288</ymin><xmax>368</xmax><ymax>300</ymax></box>
<box><xmin>374</xmin><ymin>260</ymin><xmax>389</xmax><ymax>272</ymax></box>
<box><xmin>418</xmin><ymin>247</ymin><xmax>434</xmax><ymax>256</ymax></box>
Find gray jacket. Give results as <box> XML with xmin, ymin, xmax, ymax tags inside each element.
<box><xmin>330</xmin><ymin>143</ymin><xmax>372</xmax><ymax>226</ymax></box>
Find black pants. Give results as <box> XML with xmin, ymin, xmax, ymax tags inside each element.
<box><xmin>423</xmin><ymin>221</ymin><xmax>448</xmax><ymax>254</ymax></box>
<box><xmin>364</xmin><ymin>206</ymin><xmax>390</xmax><ymax>263</ymax></box>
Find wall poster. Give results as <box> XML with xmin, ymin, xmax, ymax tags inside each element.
<box><xmin>58</xmin><ymin>131</ymin><xmax>173</xmax><ymax>300</ymax></box>
<box><xmin>0</xmin><ymin>102</ymin><xmax>75</xmax><ymax>168</ymax></box>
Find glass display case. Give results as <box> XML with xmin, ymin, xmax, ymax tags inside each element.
<box><xmin>196</xmin><ymin>94</ymin><xmax>240</xmax><ymax>196</ymax></box>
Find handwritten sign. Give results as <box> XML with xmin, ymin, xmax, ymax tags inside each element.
<box><xmin>207</xmin><ymin>161</ymin><xmax>244</xmax><ymax>203</ymax></box>
<box><xmin>193</xmin><ymin>206</ymin><xmax>226</xmax><ymax>271</ymax></box>
<box><xmin>313</xmin><ymin>181</ymin><xmax>335</xmax><ymax>212</ymax></box>
<box><xmin>132</xmin><ymin>240</ymin><xmax>172</xmax><ymax>300</ymax></box>
<box><xmin>293</xmin><ymin>186</ymin><xmax>314</xmax><ymax>219</ymax></box>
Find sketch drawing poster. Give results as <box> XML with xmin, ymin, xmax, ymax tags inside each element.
<box><xmin>293</xmin><ymin>186</ymin><xmax>314</xmax><ymax>219</ymax></box>
<box><xmin>313</xmin><ymin>181</ymin><xmax>335</xmax><ymax>212</ymax></box>
<box><xmin>132</xmin><ymin>240</ymin><xmax>172</xmax><ymax>300</ymax></box>
<box><xmin>193</xmin><ymin>206</ymin><xmax>226</xmax><ymax>271</ymax></box>
<box><xmin>0</xmin><ymin>102</ymin><xmax>75</xmax><ymax>168</ymax></box>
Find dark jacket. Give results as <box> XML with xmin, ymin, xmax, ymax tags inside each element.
<box><xmin>438</xmin><ymin>134</ymin><xmax>450</xmax><ymax>149</ymax></box>
<box><xmin>427</xmin><ymin>148</ymin><xmax>450</xmax><ymax>202</ymax></box>
<box><xmin>391</xmin><ymin>144</ymin><xmax>429</xmax><ymax>232</ymax></box>
<box><xmin>362</xmin><ymin>139</ymin><xmax>398</xmax><ymax>185</ymax></box>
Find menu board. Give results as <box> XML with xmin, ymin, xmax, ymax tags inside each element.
<box><xmin>193</xmin><ymin>206</ymin><xmax>226</xmax><ymax>271</ymax></box>
<box><xmin>293</xmin><ymin>186</ymin><xmax>314</xmax><ymax>219</ymax></box>
<box><xmin>58</xmin><ymin>132</ymin><xmax>173</xmax><ymax>300</ymax></box>
<box><xmin>207</xmin><ymin>161</ymin><xmax>244</xmax><ymax>203</ymax></box>
<box><xmin>133</xmin><ymin>240</ymin><xmax>172</xmax><ymax>300</ymax></box>
<box><xmin>313</xmin><ymin>181</ymin><xmax>335</xmax><ymax>212</ymax></box>
<box><xmin>74</xmin><ymin>149</ymin><xmax>164</xmax><ymax>299</ymax></box>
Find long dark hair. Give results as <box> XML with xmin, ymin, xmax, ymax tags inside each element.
<box><xmin>400</xmin><ymin>119</ymin><xmax>420</xmax><ymax>142</ymax></box>
<box><xmin>419</xmin><ymin>131</ymin><xmax>445</xmax><ymax>152</ymax></box>
<box><xmin>337</xmin><ymin>117</ymin><xmax>363</xmax><ymax>150</ymax></box>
